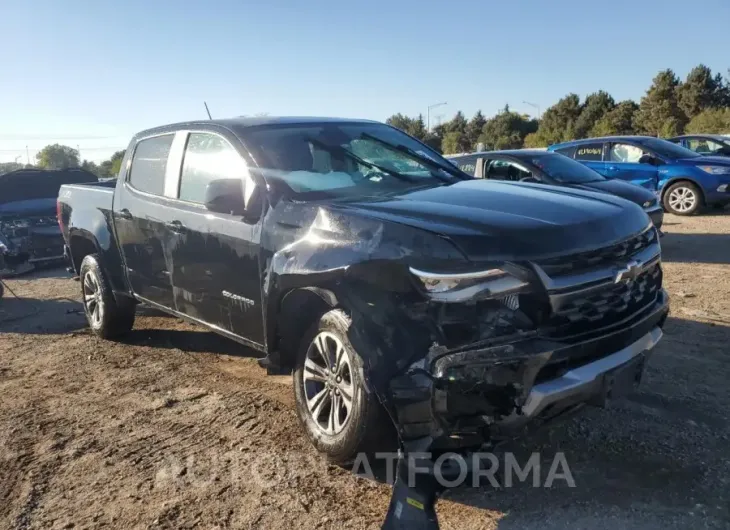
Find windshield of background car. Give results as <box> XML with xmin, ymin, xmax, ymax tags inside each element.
<box><xmin>637</xmin><ymin>137</ymin><xmax>702</xmax><ymax>159</ymax></box>
<box><xmin>530</xmin><ymin>153</ymin><xmax>605</xmax><ymax>183</ymax></box>
<box><xmin>241</xmin><ymin>122</ymin><xmax>464</xmax><ymax>199</ymax></box>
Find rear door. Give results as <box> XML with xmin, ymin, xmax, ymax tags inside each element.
<box><xmin>166</xmin><ymin>130</ymin><xmax>265</xmax><ymax>345</ymax></box>
<box><xmin>606</xmin><ymin>142</ymin><xmax>658</xmax><ymax>191</ymax></box>
<box><xmin>573</xmin><ymin>142</ymin><xmax>608</xmax><ymax>176</ymax></box>
<box><xmin>114</xmin><ymin>133</ymin><xmax>182</xmax><ymax>309</ymax></box>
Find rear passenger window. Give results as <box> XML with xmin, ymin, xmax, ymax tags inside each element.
<box><xmin>574</xmin><ymin>144</ymin><xmax>604</xmax><ymax>161</ymax></box>
<box><xmin>554</xmin><ymin>146</ymin><xmax>576</xmax><ymax>158</ymax></box>
<box><xmin>128</xmin><ymin>134</ymin><xmax>174</xmax><ymax>195</ymax></box>
<box><xmin>179</xmin><ymin>132</ymin><xmax>248</xmax><ymax>204</ymax></box>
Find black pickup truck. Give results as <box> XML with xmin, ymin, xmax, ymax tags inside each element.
<box><xmin>58</xmin><ymin>117</ymin><xmax>669</xmax><ymax>466</ymax></box>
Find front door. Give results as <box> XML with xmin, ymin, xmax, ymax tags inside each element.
<box><xmin>606</xmin><ymin>142</ymin><xmax>659</xmax><ymax>191</ymax></box>
<box><xmin>114</xmin><ymin>133</ymin><xmax>178</xmax><ymax>309</ymax></box>
<box><xmin>167</xmin><ymin>131</ymin><xmax>265</xmax><ymax>345</ymax></box>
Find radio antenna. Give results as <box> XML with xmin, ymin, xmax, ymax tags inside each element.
<box><xmin>204</xmin><ymin>101</ymin><xmax>213</xmax><ymax>120</ymax></box>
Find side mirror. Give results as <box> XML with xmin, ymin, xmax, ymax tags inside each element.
<box><xmin>639</xmin><ymin>154</ymin><xmax>659</xmax><ymax>166</ymax></box>
<box><xmin>204</xmin><ymin>178</ymin><xmax>246</xmax><ymax>215</ymax></box>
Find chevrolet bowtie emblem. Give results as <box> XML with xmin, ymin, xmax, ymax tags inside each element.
<box><xmin>614</xmin><ymin>260</ymin><xmax>642</xmax><ymax>284</ymax></box>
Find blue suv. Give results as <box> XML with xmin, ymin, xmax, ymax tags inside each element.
<box><xmin>548</xmin><ymin>136</ymin><xmax>730</xmax><ymax>215</ymax></box>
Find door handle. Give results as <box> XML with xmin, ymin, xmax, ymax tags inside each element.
<box><xmin>166</xmin><ymin>220</ymin><xmax>185</xmax><ymax>232</ymax></box>
<box><xmin>607</xmin><ymin>166</ymin><xmax>619</xmax><ymax>171</ymax></box>
<box><xmin>118</xmin><ymin>208</ymin><xmax>133</xmax><ymax>220</ymax></box>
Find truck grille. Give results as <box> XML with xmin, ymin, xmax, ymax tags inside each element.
<box><xmin>547</xmin><ymin>262</ymin><xmax>662</xmax><ymax>337</ymax></box>
<box><xmin>537</xmin><ymin>227</ymin><xmax>656</xmax><ymax>277</ymax></box>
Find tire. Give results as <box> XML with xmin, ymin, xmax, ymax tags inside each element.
<box><xmin>79</xmin><ymin>254</ymin><xmax>135</xmax><ymax>339</ymax></box>
<box><xmin>293</xmin><ymin>309</ymin><xmax>393</xmax><ymax>464</ymax></box>
<box><xmin>663</xmin><ymin>181</ymin><xmax>703</xmax><ymax>215</ymax></box>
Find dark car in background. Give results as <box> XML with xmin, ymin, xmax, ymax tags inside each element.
<box><xmin>0</xmin><ymin>168</ymin><xmax>97</xmax><ymax>275</ymax></box>
<box><xmin>668</xmin><ymin>134</ymin><xmax>730</xmax><ymax>157</ymax></box>
<box><xmin>447</xmin><ymin>149</ymin><xmax>663</xmax><ymax>229</ymax></box>
<box><xmin>548</xmin><ymin>136</ymin><xmax>730</xmax><ymax>215</ymax></box>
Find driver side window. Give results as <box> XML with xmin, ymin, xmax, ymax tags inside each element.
<box><xmin>610</xmin><ymin>143</ymin><xmax>646</xmax><ymax>163</ymax></box>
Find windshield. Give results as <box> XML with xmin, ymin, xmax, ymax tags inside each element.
<box><xmin>636</xmin><ymin>137</ymin><xmax>702</xmax><ymax>159</ymax></box>
<box><xmin>241</xmin><ymin>122</ymin><xmax>465</xmax><ymax>199</ymax></box>
<box><xmin>529</xmin><ymin>153</ymin><xmax>605</xmax><ymax>183</ymax></box>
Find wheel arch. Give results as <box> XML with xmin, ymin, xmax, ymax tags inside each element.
<box><xmin>272</xmin><ymin>286</ymin><xmax>340</xmax><ymax>371</ymax></box>
<box><xmin>660</xmin><ymin>177</ymin><xmax>706</xmax><ymax>204</ymax></box>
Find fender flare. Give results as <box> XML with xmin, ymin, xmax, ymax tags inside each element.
<box><xmin>660</xmin><ymin>176</ymin><xmax>706</xmax><ymax>204</ymax></box>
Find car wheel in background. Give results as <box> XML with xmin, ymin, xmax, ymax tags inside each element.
<box><xmin>663</xmin><ymin>181</ymin><xmax>703</xmax><ymax>215</ymax></box>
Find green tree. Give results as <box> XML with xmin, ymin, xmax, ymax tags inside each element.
<box><xmin>441</xmin><ymin>131</ymin><xmax>469</xmax><ymax>154</ymax></box>
<box><xmin>685</xmin><ymin>108</ymin><xmax>730</xmax><ymax>134</ymax></box>
<box><xmin>574</xmin><ymin>91</ymin><xmax>615</xmax><ymax>138</ymax></box>
<box><xmin>35</xmin><ymin>144</ymin><xmax>80</xmax><ymax>169</ymax></box>
<box><xmin>466</xmin><ymin>111</ymin><xmax>487</xmax><ymax>149</ymax></box>
<box><xmin>633</xmin><ymin>69</ymin><xmax>687</xmax><ymax>136</ymax></box>
<box><xmin>407</xmin><ymin>115</ymin><xmax>428</xmax><ymax>140</ymax></box>
<box><xmin>523</xmin><ymin>132</ymin><xmax>544</xmax><ymax>148</ymax></box>
<box><xmin>531</xmin><ymin>94</ymin><xmax>582</xmax><ymax>146</ymax></box>
<box><xmin>444</xmin><ymin>111</ymin><xmax>468</xmax><ymax>135</ymax></box>
<box><xmin>385</xmin><ymin>113</ymin><xmax>414</xmax><ymax>133</ymax></box>
<box><xmin>81</xmin><ymin>160</ymin><xmax>100</xmax><ymax>176</ymax></box>
<box><xmin>478</xmin><ymin>106</ymin><xmax>538</xmax><ymax>149</ymax></box>
<box><xmin>590</xmin><ymin>100</ymin><xmax>639</xmax><ymax>136</ymax></box>
<box><xmin>677</xmin><ymin>65</ymin><xmax>724</xmax><ymax>119</ymax></box>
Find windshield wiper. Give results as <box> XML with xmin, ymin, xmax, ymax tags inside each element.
<box><xmin>305</xmin><ymin>137</ymin><xmax>417</xmax><ymax>183</ymax></box>
<box><xmin>360</xmin><ymin>133</ymin><xmax>464</xmax><ymax>182</ymax></box>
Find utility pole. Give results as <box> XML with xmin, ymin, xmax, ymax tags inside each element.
<box><xmin>523</xmin><ymin>100</ymin><xmax>541</xmax><ymax>119</ymax></box>
<box><xmin>26</xmin><ymin>145</ymin><xmax>30</xmax><ymax>165</ymax></box>
<box><xmin>427</xmin><ymin>101</ymin><xmax>447</xmax><ymax>132</ymax></box>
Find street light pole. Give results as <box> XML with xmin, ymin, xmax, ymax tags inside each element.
<box><xmin>427</xmin><ymin>101</ymin><xmax>447</xmax><ymax>131</ymax></box>
<box><xmin>523</xmin><ymin>101</ymin><xmax>541</xmax><ymax>119</ymax></box>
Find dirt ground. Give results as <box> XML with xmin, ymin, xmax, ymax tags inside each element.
<box><xmin>2</xmin><ymin>211</ymin><xmax>730</xmax><ymax>530</ymax></box>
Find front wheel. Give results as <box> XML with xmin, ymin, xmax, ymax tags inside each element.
<box><xmin>79</xmin><ymin>254</ymin><xmax>135</xmax><ymax>339</ymax></box>
<box><xmin>663</xmin><ymin>181</ymin><xmax>703</xmax><ymax>215</ymax></box>
<box><xmin>293</xmin><ymin>309</ymin><xmax>393</xmax><ymax>464</ymax></box>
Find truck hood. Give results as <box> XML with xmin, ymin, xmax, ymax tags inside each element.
<box><xmin>335</xmin><ymin>180</ymin><xmax>650</xmax><ymax>262</ymax></box>
<box><xmin>564</xmin><ymin>178</ymin><xmax>656</xmax><ymax>206</ymax></box>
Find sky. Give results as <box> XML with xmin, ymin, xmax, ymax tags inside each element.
<box><xmin>1</xmin><ymin>0</ymin><xmax>729</xmax><ymax>163</ymax></box>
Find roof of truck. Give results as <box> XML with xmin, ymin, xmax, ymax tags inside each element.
<box><xmin>134</xmin><ymin>116</ymin><xmax>381</xmax><ymax>139</ymax></box>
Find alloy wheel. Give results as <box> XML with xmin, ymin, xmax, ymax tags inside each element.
<box><xmin>302</xmin><ymin>331</ymin><xmax>354</xmax><ymax>435</ymax></box>
<box><xmin>668</xmin><ymin>186</ymin><xmax>696</xmax><ymax>213</ymax></box>
<box><xmin>82</xmin><ymin>271</ymin><xmax>104</xmax><ymax>327</ymax></box>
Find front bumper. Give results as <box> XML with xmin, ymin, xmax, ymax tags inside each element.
<box><xmin>390</xmin><ymin>289</ymin><xmax>669</xmax><ymax>449</ymax></box>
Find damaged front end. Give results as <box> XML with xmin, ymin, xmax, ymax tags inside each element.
<box><xmin>0</xmin><ymin>213</ymin><xmax>64</xmax><ymax>276</ymax></box>
<box><xmin>386</xmin><ymin>227</ymin><xmax>669</xmax><ymax>453</ymax></box>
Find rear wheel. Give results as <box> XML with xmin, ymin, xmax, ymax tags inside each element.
<box><xmin>293</xmin><ymin>309</ymin><xmax>393</xmax><ymax>464</ymax></box>
<box><xmin>663</xmin><ymin>181</ymin><xmax>703</xmax><ymax>215</ymax></box>
<box><xmin>80</xmin><ymin>254</ymin><xmax>135</xmax><ymax>339</ymax></box>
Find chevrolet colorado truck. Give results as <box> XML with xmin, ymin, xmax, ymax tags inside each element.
<box><xmin>58</xmin><ymin>117</ymin><xmax>669</xmax><ymax>468</ymax></box>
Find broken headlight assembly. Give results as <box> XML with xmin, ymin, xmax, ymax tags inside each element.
<box><xmin>409</xmin><ymin>265</ymin><xmax>530</xmax><ymax>304</ymax></box>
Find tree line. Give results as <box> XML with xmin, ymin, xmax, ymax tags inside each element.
<box><xmin>0</xmin><ymin>145</ymin><xmax>125</xmax><ymax>177</ymax></box>
<box><xmin>386</xmin><ymin>64</ymin><xmax>730</xmax><ymax>154</ymax></box>
<box><xmin>2</xmin><ymin>63</ymin><xmax>728</xmax><ymax>176</ymax></box>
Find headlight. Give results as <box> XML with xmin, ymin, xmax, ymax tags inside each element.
<box><xmin>409</xmin><ymin>266</ymin><xmax>529</xmax><ymax>303</ymax></box>
<box><xmin>698</xmin><ymin>166</ymin><xmax>730</xmax><ymax>175</ymax></box>
<box><xmin>642</xmin><ymin>198</ymin><xmax>658</xmax><ymax>209</ymax></box>
<box><xmin>718</xmin><ymin>184</ymin><xmax>729</xmax><ymax>192</ymax></box>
